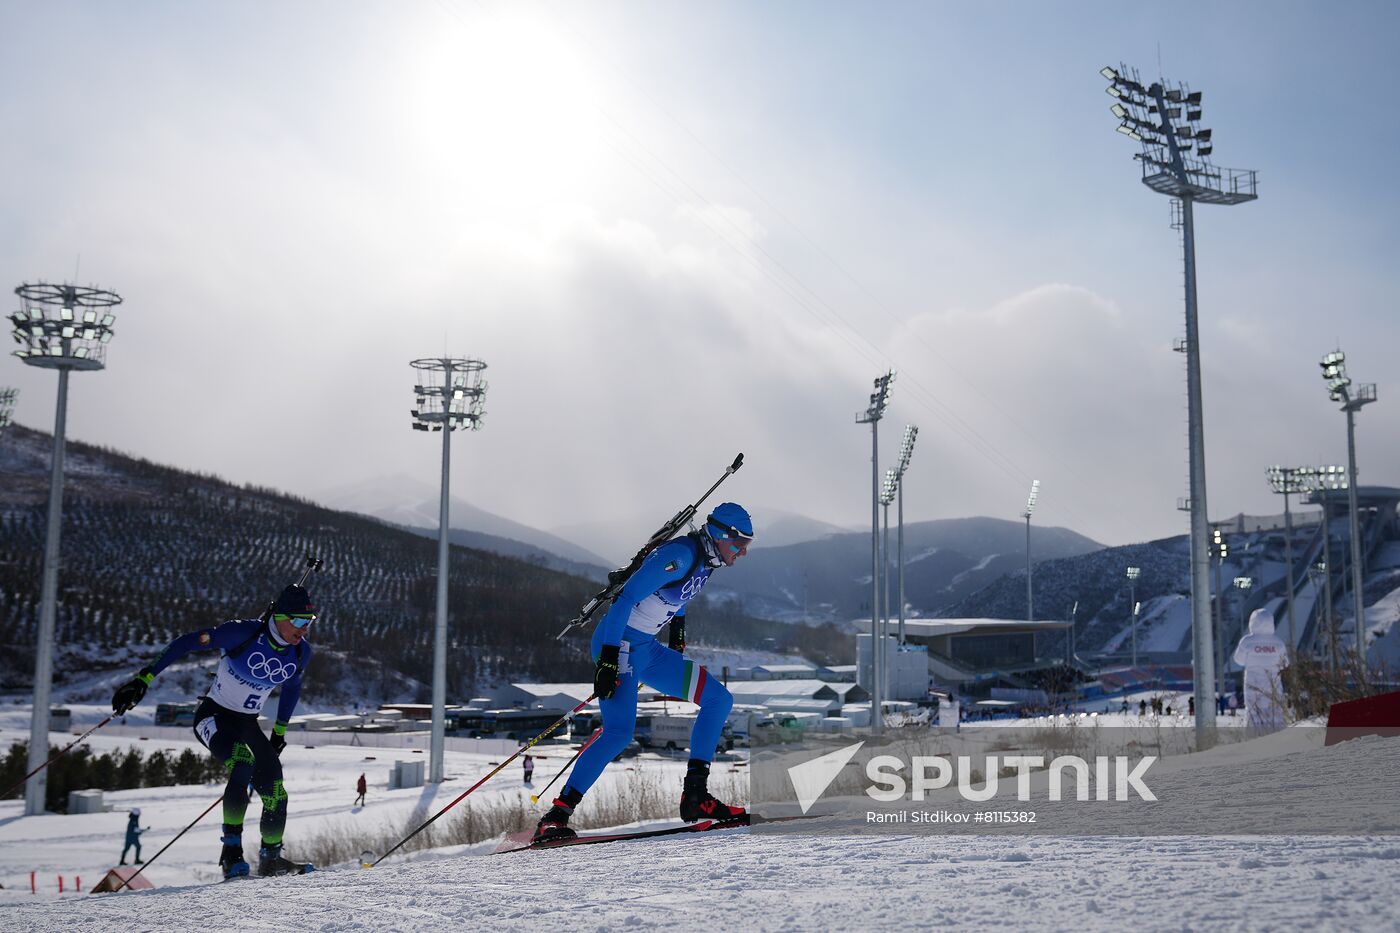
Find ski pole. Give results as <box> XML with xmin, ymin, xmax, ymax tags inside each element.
<box><xmin>530</xmin><ymin>727</ymin><xmax>601</xmax><ymax>804</ymax></box>
<box><xmin>258</xmin><ymin>553</ymin><xmax>323</xmax><ymax>622</ymax></box>
<box><xmin>1</xmin><ymin>716</ymin><xmax>112</xmax><ymax>801</ymax></box>
<box><xmin>110</xmin><ymin>793</ymin><xmax>224</xmax><ymax>893</ymax></box>
<box><xmin>371</xmin><ymin>697</ymin><xmax>593</xmax><ymax>866</ymax></box>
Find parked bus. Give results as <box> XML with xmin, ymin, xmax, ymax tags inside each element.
<box><xmin>154</xmin><ymin>703</ymin><xmax>197</xmax><ymax>727</ymax></box>
<box><xmin>639</xmin><ymin>714</ymin><xmax>733</xmax><ymax>753</ymax></box>
<box><xmin>480</xmin><ymin>708</ymin><xmax>571</xmax><ymax>741</ymax></box>
<box><xmin>566</xmin><ymin>711</ymin><xmax>654</xmax><ymax>747</ymax></box>
<box><xmin>445</xmin><ymin>709</ymin><xmax>490</xmax><ymax>737</ymax></box>
<box><xmin>570</xmin><ymin>710</ymin><xmax>601</xmax><ymax>741</ymax></box>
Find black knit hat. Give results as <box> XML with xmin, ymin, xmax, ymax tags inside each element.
<box><xmin>272</xmin><ymin>584</ymin><xmax>315</xmax><ymax>617</ymax></box>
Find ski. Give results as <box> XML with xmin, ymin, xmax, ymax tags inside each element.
<box><xmin>495</xmin><ymin>818</ymin><xmax>754</xmax><ymax>854</ymax></box>
<box><xmin>221</xmin><ymin>863</ymin><xmax>314</xmax><ymax>882</ymax></box>
<box><xmin>494</xmin><ymin>811</ymin><xmax>824</xmax><ymax>854</ymax></box>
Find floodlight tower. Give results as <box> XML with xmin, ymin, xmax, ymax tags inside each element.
<box><xmin>1309</xmin><ymin>464</ymin><xmax>1348</xmax><ymax>667</ymax></box>
<box><xmin>1265</xmin><ymin>465</ymin><xmax>1311</xmax><ymax>652</ymax></box>
<box><xmin>879</xmin><ymin>469</ymin><xmax>897</xmax><ymax>700</ymax></box>
<box><xmin>409</xmin><ymin>356</ymin><xmax>487</xmax><ymax>783</ymax></box>
<box><xmin>1210</xmin><ymin>529</ymin><xmax>1229</xmax><ymax>697</ymax></box>
<box><xmin>1319</xmin><ymin>350</ymin><xmax>1376</xmax><ymax>671</ymax></box>
<box><xmin>894</xmin><ymin>425</ymin><xmax>918</xmax><ymax>645</ymax></box>
<box><xmin>10</xmin><ymin>281</ymin><xmax>120</xmax><ymax>815</ymax></box>
<box><xmin>0</xmin><ymin>387</ymin><xmax>17</xmax><ymax>436</ymax></box>
<box><xmin>1126</xmin><ymin>566</ymin><xmax>1142</xmax><ymax>668</ymax></box>
<box><xmin>1022</xmin><ymin>480</ymin><xmax>1040</xmax><ymax>622</ymax></box>
<box><xmin>1068</xmin><ymin>600</ymin><xmax>1079</xmax><ymax>666</ymax></box>
<box><xmin>1102</xmin><ymin>63</ymin><xmax>1258</xmax><ymax>748</ymax></box>
<box><xmin>1306</xmin><ymin>562</ymin><xmax>1334</xmax><ymax>669</ymax></box>
<box><xmin>857</xmin><ymin>370</ymin><xmax>895</xmax><ymax>733</ymax></box>
<box><xmin>1231</xmin><ymin>575</ymin><xmax>1253</xmax><ymax>699</ymax></box>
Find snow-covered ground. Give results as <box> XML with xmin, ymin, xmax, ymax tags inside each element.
<box><xmin>4</xmin><ymin>707</ymin><xmax>1399</xmax><ymax>930</ymax></box>
<box><xmin>0</xmin><ymin>711</ymin><xmax>695</xmax><ymax>902</ymax></box>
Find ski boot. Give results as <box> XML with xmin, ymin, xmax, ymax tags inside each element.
<box><xmin>257</xmin><ymin>843</ymin><xmax>314</xmax><ymax>877</ymax></box>
<box><xmin>532</xmin><ymin>789</ymin><xmax>581</xmax><ymax>844</ymax></box>
<box><xmin>219</xmin><ymin>834</ymin><xmax>250</xmax><ymax>880</ymax></box>
<box><xmin>679</xmin><ymin>762</ymin><xmax>746</xmax><ymax>823</ymax></box>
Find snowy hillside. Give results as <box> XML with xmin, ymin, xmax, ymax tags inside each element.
<box><xmin>940</xmin><ymin>511</ymin><xmax>1400</xmax><ymax>667</ymax></box>
<box><xmin>0</xmin><ymin>424</ymin><xmax>847</xmax><ymax>700</ymax></box>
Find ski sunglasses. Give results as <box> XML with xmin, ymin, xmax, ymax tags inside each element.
<box><xmin>707</xmin><ymin>519</ymin><xmax>752</xmax><ymax>553</ymax></box>
<box><xmin>273</xmin><ymin>612</ymin><xmax>317</xmax><ymax>629</ymax></box>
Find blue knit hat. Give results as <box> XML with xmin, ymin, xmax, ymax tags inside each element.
<box><xmin>705</xmin><ymin>502</ymin><xmax>754</xmax><ymax>540</ymax></box>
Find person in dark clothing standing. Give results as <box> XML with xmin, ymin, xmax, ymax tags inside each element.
<box><xmin>119</xmin><ymin>808</ymin><xmax>145</xmax><ymax>865</ymax></box>
<box><xmin>355</xmin><ymin>773</ymin><xmax>367</xmax><ymax>807</ymax></box>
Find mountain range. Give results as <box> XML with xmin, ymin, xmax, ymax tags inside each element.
<box><xmin>707</xmin><ymin>517</ymin><xmax>1103</xmax><ymax>625</ymax></box>
<box><xmin>0</xmin><ymin>424</ymin><xmax>849</xmax><ymax>702</ymax></box>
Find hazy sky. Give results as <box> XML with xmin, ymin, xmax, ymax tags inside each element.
<box><xmin>3</xmin><ymin>0</ymin><xmax>1398</xmax><ymax>551</ymax></box>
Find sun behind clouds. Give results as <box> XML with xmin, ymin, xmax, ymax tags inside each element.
<box><xmin>403</xmin><ymin>6</ymin><xmax>608</xmax><ymax>215</ymax></box>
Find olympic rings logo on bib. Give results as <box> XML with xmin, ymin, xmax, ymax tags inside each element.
<box><xmin>246</xmin><ymin>651</ymin><xmax>297</xmax><ymax>684</ymax></box>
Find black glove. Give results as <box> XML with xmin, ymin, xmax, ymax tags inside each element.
<box><xmin>593</xmin><ymin>644</ymin><xmax>621</xmax><ymax>700</ymax></box>
<box><xmin>270</xmin><ymin>732</ymin><xmax>287</xmax><ymax>756</ymax></box>
<box><xmin>112</xmin><ymin>669</ymin><xmax>154</xmax><ymax>715</ymax></box>
<box><xmin>667</xmin><ymin>618</ymin><xmax>686</xmax><ymax>655</ymax></box>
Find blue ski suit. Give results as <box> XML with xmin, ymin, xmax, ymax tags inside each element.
<box><xmin>565</xmin><ymin>533</ymin><xmax>734</xmax><ymax>797</ymax></box>
<box><xmin>148</xmin><ymin>619</ymin><xmax>310</xmax><ymax>846</ymax></box>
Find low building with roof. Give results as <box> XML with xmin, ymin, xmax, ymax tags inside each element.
<box><xmin>858</xmin><ymin>618</ymin><xmax>1074</xmax><ymax>698</ymax></box>
<box><xmin>725</xmin><ymin>678</ymin><xmax>870</xmax><ymax>710</ymax></box>
<box><xmin>491</xmin><ymin>683</ymin><xmax>594</xmax><ymax>710</ymax></box>
<box><xmin>751</xmin><ymin>663</ymin><xmax>818</xmax><ymax>681</ymax></box>
<box><xmin>817</xmin><ymin>664</ymin><xmax>858</xmax><ymax>682</ymax></box>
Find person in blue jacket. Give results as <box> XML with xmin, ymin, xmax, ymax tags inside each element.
<box><xmin>118</xmin><ymin>808</ymin><xmax>145</xmax><ymax>864</ymax></box>
<box><xmin>534</xmin><ymin>503</ymin><xmax>753</xmax><ymax>843</ymax></box>
<box><xmin>110</xmin><ymin>584</ymin><xmax>317</xmax><ymax>879</ymax></box>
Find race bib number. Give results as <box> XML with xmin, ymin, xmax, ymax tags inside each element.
<box><xmin>195</xmin><ymin>716</ymin><xmax>218</xmax><ymax>747</ymax></box>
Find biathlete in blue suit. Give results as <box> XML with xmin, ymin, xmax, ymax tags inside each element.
<box><xmin>111</xmin><ymin>583</ymin><xmax>317</xmax><ymax>879</ymax></box>
<box><xmin>534</xmin><ymin>502</ymin><xmax>754</xmax><ymax>843</ymax></box>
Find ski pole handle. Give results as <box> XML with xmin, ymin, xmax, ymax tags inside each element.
<box><xmin>372</xmin><ymin>696</ymin><xmax>595</xmax><ymax>866</ymax></box>
<box><xmin>295</xmin><ymin>553</ymin><xmax>323</xmax><ymax>587</ymax></box>
<box><xmin>261</xmin><ymin>553</ymin><xmax>323</xmax><ymax>622</ymax></box>
<box><xmin>2</xmin><ymin>716</ymin><xmax>112</xmax><ymax>800</ymax></box>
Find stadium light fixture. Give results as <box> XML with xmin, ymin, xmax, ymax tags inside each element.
<box><xmin>879</xmin><ymin>469</ymin><xmax>897</xmax><ymax>699</ymax></box>
<box><xmin>409</xmin><ymin>356</ymin><xmax>488</xmax><ymax>783</ymax></box>
<box><xmin>1264</xmin><ymin>465</ymin><xmax>1314</xmax><ymax>652</ymax></box>
<box><xmin>1023</xmin><ymin>480</ymin><xmax>1040</xmax><ymax>623</ymax></box>
<box><xmin>856</xmin><ymin>371</ymin><xmax>895</xmax><ymax>732</ymax></box>
<box><xmin>1306</xmin><ymin>464</ymin><xmax>1347</xmax><ymax>664</ymax></box>
<box><xmin>1102</xmin><ymin>62</ymin><xmax>1258</xmax><ymax>750</ymax></box>
<box><xmin>1210</xmin><ymin>528</ymin><xmax>1231</xmax><ymax>698</ymax></box>
<box><xmin>1126</xmin><ymin>566</ymin><xmax>1142</xmax><ymax>668</ymax></box>
<box><xmin>1318</xmin><ymin>349</ymin><xmax>1376</xmax><ymax>672</ymax></box>
<box><xmin>1230</xmin><ymin>575</ymin><xmax>1254</xmax><ymax>689</ymax></box>
<box><xmin>12</xmin><ymin>281</ymin><xmax>121</xmax><ymax>816</ymax></box>
<box><xmin>894</xmin><ymin>425</ymin><xmax>918</xmax><ymax>645</ymax></box>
